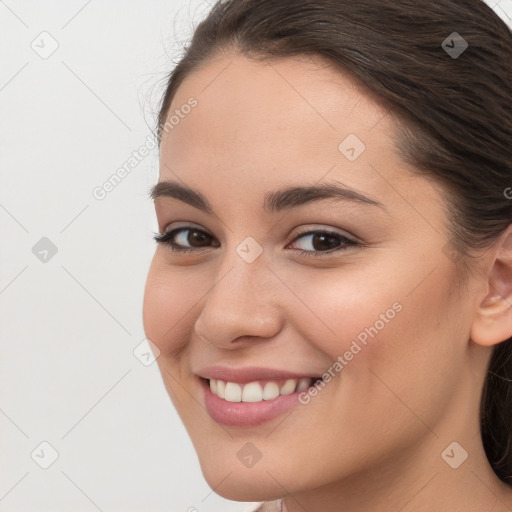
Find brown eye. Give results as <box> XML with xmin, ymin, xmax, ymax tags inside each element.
<box><xmin>288</xmin><ymin>229</ymin><xmax>359</xmax><ymax>257</ymax></box>
<box><xmin>181</xmin><ymin>229</ymin><xmax>213</xmax><ymax>247</ymax></box>
<box><xmin>153</xmin><ymin>227</ymin><xmax>219</xmax><ymax>252</ymax></box>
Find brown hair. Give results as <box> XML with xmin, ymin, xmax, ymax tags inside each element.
<box><xmin>155</xmin><ymin>0</ymin><xmax>512</xmax><ymax>485</ymax></box>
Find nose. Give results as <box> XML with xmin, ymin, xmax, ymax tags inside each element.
<box><xmin>193</xmin><ymin>248</ymin><xmax>283</xmax><ymax>348</ymax></box>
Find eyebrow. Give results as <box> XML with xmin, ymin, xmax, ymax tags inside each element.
<box><xmin>149</xmin><ymin>179</ymin><xmax>386</xmax><ymax>214</ymax></box>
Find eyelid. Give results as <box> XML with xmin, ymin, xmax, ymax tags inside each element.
<box><xmin>160</xmin><ymin>222</ymin><xmax>357</xmax><ymax>244</ymax></box>
<box><xmin>155</xmin><ymin>222</ymin><xmax>364</xmax><ymax>260</ymax></box>
<box><xmin>161</xmin><ymin>221</ymin><xmax>213</xmax><ymax>236</ymax></box>
<box><xmin>288</xmin><ymin>225</ymin><xmax>358</xmax><ymax>243</ymax></box>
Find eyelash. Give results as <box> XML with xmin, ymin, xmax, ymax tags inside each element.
<box><xmin>153</xmin><ymin>226</ymin><xmax>361</xmax><ymax>258</ymax></box>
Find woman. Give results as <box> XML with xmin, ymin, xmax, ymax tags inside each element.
<box><xmin>143</xmin><ymin>1</ymin><xmax>512</xmax><ymax>510</ymax></box>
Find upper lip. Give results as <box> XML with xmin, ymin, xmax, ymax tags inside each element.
<box><xmin>195</xmin><ymin>365</ymin><xmax>321</xmax><ymax>384</ymax></box>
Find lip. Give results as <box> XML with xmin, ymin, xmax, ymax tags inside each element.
<box><xmin>196</xmin><ymin>365</ymin><xmax>323</xmax><ymax>428</ymax></box>
<box><xmin>199</xmin><ymin>376</ymin><xmax>315</xmax><ymax>427</ymax></box>
<box><xmin>195</xmin><ymin>365</ymin><xmax>322</xmax><ymax>384</ymax></box>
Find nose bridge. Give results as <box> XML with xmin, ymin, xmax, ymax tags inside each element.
<box><xmin>194</xmin><ymin>241</ymin><xmax>282</xmax><ymax>345</ymax></box>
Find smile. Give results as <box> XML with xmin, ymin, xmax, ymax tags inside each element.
<box><xmin>199</xmin><ymin>374</ymin><xmax>323</xmax><ymax>427</ymax></box>
<box><xmin>208</xmin><ymin>377</ymin><xmax>314</xmax><ymax>402</ymax></box>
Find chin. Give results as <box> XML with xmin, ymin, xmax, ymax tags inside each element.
<box><xmin>200</xmin><ymin>460</ymin><xmax>286</xmax><ymax>502</ymax></box>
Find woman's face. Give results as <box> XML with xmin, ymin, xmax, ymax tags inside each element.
<box><xmin>143</xmin><ymin>53</ymin><xmax>487</xmax><ymax>501</ymax></box>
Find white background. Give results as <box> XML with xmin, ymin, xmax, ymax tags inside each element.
<box><xmin>1</xmin><ymin>1</ymin><xmax>511</xmax><ymax>511</ymax></box>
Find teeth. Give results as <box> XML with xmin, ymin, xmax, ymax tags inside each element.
<box><xmin>262</xmin><ymin>381</ymin><xmax>280</xmax><ymax>400</ymax></box>
<box><xmin>280</xmin><ymin>379</ymin><xmax>297</xmax><ymax>395</ymax></box>
<box><xmin>224</xmin><ymin>382</ymin><xmax>242</xmax><ymax>402</ymax></box>
<box><xmin>216</xmin><ymin>380</ymin><xmax>226</xmax><ymax>399</ymax></box>
<box><xmin>208</xmin><ymin>377</ymin><xmax>314</xmax><ymax>402</ymax></box>
<box><xmin>296</xmin><ymin>378</ymin><xmax>311</xmax><ymax>391</ymax></box>
<box><xmin>242</xmin><ymin>382</ymin><xmax>263</xmax><ymax>402</ymax></box>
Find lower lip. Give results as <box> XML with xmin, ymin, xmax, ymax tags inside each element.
<box><xmin>200</xmin><ymin>377</ymin><xmax>310</xmax><ymax>428</ymax></box>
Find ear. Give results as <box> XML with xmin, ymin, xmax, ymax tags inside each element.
<box><xmin>471</xmin><ymin>224</ymin><xmax>512</xmax><ymax>347</ymax></box>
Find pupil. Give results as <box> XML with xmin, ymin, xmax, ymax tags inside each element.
<box><xmin>313</xmin><ymin>233</ymin><xmax>337</xmax><ymax>251</ymax></box>
<box><xmin>190</xmin><ymin>230</ymin><xmax>209</xmax><ymax>246</ymax></box>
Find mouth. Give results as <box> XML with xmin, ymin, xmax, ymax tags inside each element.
<box><xmin>198</xmin><ymin>375</ymin><xmax>323</xmax><ymax>427</ymax></box>
<box><xmin>203</xmin><ymin>376</ymin><xmax>321</xmax><ymax>401</ymax></box>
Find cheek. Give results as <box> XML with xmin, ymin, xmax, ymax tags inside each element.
<box><xmin>288</xmin><ymin>263</ymin><xmax>462</xmax><ymax>420</ymax></box>
<box><xmin>283</xmin><ymin>267</ymin><xmax>405</xmax><ymax>361</ymax></box>
<box><xmin>142</xmin><ymin>257</ymin><xmax>202</xmax><ymax>357</ymax></box>
<box><xmin>142</xmin><ymin>258</ymin><xmax>204</xmax><ymax>415</ymax></box>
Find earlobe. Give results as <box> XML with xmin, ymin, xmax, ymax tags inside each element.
<box><xmin>471</xmin><ymin>224</ymin><xmax>512</xmax><ymax>347</ymax></box>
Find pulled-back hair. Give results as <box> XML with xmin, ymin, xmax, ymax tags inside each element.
<box><xmin>156</xmin><ymin>0</ymin><xmax>512</xmax><ymax>485</ymax></box>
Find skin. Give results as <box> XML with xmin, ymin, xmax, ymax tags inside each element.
<box><xmin>143</xmin><ymin>51</ymin><xmax>512</xmax><ymax>511</ymax></box>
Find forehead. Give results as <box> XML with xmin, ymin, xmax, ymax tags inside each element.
<box><xmin>164</xmin><ymin>52</ymin><xmax>392</xmax><ymax>151</ymax></box>
<box><xmin>158</xmin><ymin>52</ymin><xmax>437</xmax><ymax>221</ymax></box>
